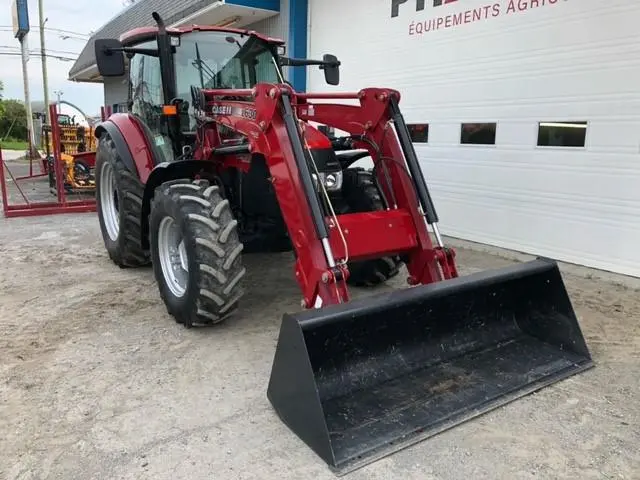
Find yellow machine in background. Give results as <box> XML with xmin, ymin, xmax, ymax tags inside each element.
<box><xmin>42</xmin><ymin>114</ymin><xmax>97</xmax><ymax>194</ymax></box>
<box><xmin>42</xmin><ymin>114</ymin><xmax>96</xmax><ymax>155</ymax></box>
<box><xmin>49</xmin><ymin>151</ymin><xmax>95</xmax><ymax>192</ymax></box>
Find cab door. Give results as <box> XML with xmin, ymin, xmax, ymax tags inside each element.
<box><xmin>127</xmin><ymin>40</ymin><xmax>175</xmax><ymax>163</ymax></box>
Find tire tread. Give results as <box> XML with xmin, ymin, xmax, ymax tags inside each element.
<box><xmin>95</xmin><ymin>133</ymin><xmax>150</xmax><ymax>268</ymax></box>
<box><xmin>150</xmin><ymin>178</ymin><xmax>246</xmax><ymax>327</ymax></box>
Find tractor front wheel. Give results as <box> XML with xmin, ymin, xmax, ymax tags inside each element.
<box><xmin>95</xmin><ymin>132</ymin><xmax>150</xmax><ymax>268</ymax></box>
<box><xmin>341</xmin><ymin>168</ymin><xmax>403</xmax><ymax>287</ymax></box>
<box><xmin>149</xmin><ymin>178</ymin><xmax>246</xmax><ymax>328</ymax></box>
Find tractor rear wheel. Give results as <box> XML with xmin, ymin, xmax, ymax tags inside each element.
<box><xmin>95</xmin><ymin>132</ymin><xmax>150</xmax><ymax>268</ymax></box>
<box><xmin>341</xmin><ymin>168</ymin><xmax>403</xmax><ymax>287</ymax></box>
<box><xmin>149</xmin><ymin>178</ymin><xmax>246</xmax><ymax>328</ymax></box>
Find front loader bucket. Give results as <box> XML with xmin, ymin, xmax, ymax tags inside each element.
<box><xmin>267</xmin><ymin>258</ymin><xmax>593</xmax><ymax>475</ymax></box>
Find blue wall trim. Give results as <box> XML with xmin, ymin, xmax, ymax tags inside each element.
<box><xmin>288</xmin><ymin>0</ymin><xmax>308</xmax><ymax>92</ymax></box>
<box><xmin>226</xmin><ymin>0</ymin><xmax>280</xmax><ymax>12</ymax></box>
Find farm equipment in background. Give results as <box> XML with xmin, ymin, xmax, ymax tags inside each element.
<box><xmin>0</xmin><ymin>103</ymin><xmax>96</xmax><ymax>218</ymax></box>
<box><xmin>42</xmin><ymin>112</ymin><xmax>96</xmax><ymax>155</ymax></box>
<box><xmin>45</xmin><ymin>149</ymin><xmax>96</xmax><ymax>194</ymax></box>
<box><xmin>92</xmin><ymin>13</ymin><xmax>593</xmax><ymax>475</ymax></box>
<box><xmin>42</xmin><ymin>110</ymin><xmax>97</xmax><ymax>195</ymax></box>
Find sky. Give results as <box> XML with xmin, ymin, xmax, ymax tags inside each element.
<box><xmin>1</xmin><ymin>0</ymin><xmax>125</xmax><ymax>117</ymax></box>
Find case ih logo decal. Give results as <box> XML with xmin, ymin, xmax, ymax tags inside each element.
<box><xmin>211</xmin><ymin>104</ymin><xmax>257</xmax><ymax>121</ymax></box>
<box><xmin>211</xmin><ymin>105</ymin><xmax>233</xmax><ymax>115</ymax></box>
<box><xmin>392</xmin><ymin>0</ymin><xmax>569</xmax><ymax>34</ymax></box>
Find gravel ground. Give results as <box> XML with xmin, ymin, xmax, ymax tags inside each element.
<box><xmin>0</xmin><ymin>212</ymin><xmax>638</xmax><ymax>480</ymax></box>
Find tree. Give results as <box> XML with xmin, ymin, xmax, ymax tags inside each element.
<box><xmin>0</xmin><ymin>99</ymin><xmax>27</xmax><ymax>140</ymax></box>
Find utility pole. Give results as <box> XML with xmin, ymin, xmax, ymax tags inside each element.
<box><xmin>20</xmin><ymin>34</ymin><xmax>37</xmax><ymax>155</ymax></box>
<box><xmin>38</xmin><ymin>0</ymin><xmax>50</xmax><ymax>123</ymax></box>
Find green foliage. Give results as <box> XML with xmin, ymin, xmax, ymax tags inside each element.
<box><xmin>0</xmin><ymin>98</ymin><xmax>28</xmax><ymax>141</ymax></box>
<box><xmin>1</xmin><ymin>139</ymin><xmax>28</xmax><ymax>151</ymax></box>
<box><xmin>0</xmin><ymin>81</ymin><xmax>29</xmax><ymax>139</ymax></box>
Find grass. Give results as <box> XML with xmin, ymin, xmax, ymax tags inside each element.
<box><xmin>1</xmin><ymin>139</ymin><xmax>29</xmax><ymax>151</ymax></box>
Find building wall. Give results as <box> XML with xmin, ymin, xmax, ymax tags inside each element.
<box><xmin>246</xmin><ymin>0</ymin><xmax>289</xmax><ymax>39</ymax></box>
<box><xmin>246</xmin><ymin>0</ymin><xmax>292</xmax><ymax>82</ymax></box>
<box><xmin>103</xmin><ymin>75</ymin><xmax>130</xmax><ymax>113</ymax></box>
<box><xmin>307</xmin><ymin>0</ymin><xmax>640</xmax><ymax>277</ymax></box>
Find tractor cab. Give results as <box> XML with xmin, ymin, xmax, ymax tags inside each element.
<box><xmin>172</xmin><ymin>30</ymin><xmax>285</xmax><ymax>137</ymax></box>
<box><xmin>95</xmin><ymin>19</ymin><xmax>340</xmax><ymax>164</ymax></box>
<box><xmin>95</xmin><ymin>26</ymin><xmax>285</xmax><ymax>162</ymax></box>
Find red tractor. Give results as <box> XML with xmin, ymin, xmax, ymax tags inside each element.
<box><xmin>94</xmin><ymin>13</ymin><xmax>592</xmax><ymax>475</ymax></box>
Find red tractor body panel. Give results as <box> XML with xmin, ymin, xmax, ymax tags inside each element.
<box><xmin>301</xmin><ymin>124</ymin><xmax>333</xmax><ymax>150</ymax></box>
<box><xmin>107</xmin><ymin>113</ymin><xmax>157</xmax><ymax>183</ymax></box>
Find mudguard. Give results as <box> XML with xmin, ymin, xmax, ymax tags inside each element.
<box><xmin>95</xmin><ymin>113</ymin><xmax>159</xmax><ymax>183</ymax></box>
<box><xmin>95</xmin><ymin>119</ymin><xmax>137</xmax><ymax>175</ymax></box>
<box><xmin>140</xmin><ymin>160</ymin><xmax>219</xmax><ymax>249</ymax></box>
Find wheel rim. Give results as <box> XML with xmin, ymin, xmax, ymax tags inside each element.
<box><xmin>100</xmin><ymin>162</ymin><xmax>119</xmax><ymax>241</ymax></box>
<box><xmin>157</xmin><ymin>216</ymin><xmax>189</xmax><ymax>298</ymax></box>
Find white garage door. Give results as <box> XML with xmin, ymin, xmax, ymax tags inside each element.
<box><xmin>307</xmin><ymin>0</ymin><xmax>640</xmax><ymax>278</ymax></box>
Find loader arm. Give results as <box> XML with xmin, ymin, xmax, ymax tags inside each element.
<box><xmin>193</xmin><ymin>83</ymin><xmax>350</xmax><ymax>308</ymax></box>
<box><xmin>193</xmin><ymin>84</ymin><xmax>458</xmax><ymax>308</ymax></box>
<box><xmin>295</xmin><ymin>90</ymin><xmax>458</xmax><ymax>284</ymax></box>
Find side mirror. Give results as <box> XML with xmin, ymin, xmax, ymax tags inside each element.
<box><xmin>321</xmin><ymin>54</ymin><xmax>340</xmax><ymax>86</ymax></box>
<box><xmin>94</xmin><ymin>38</ymin><xmax>125</xmax><ymax>77</ymax></box>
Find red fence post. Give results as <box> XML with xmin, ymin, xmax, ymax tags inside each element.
<box><xmin>0</xmin><ymin>150</ymin><xmax>9</xmax><ymax>217</ymax></box>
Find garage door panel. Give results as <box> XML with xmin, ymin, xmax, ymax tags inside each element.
<box><xmin>428</xmin><ymin>179</ymin><xmax>640</xmax><ymax>222</ymax></box>
<box><xmin>418</xmin><ymin>152</ymin><xmax>640</xmax><ymax>206</ymax></box>
<box><xmin>588</xmin><ymin>121</ymin><xmax>640</xmax><ymax>151</ymax></box>
<box><xmin>437</xmin><ymin>199</ymin><xmax>640</xmax><ymax>278</ymax></box>
<box><xmin>309</xmin><ymin>0</ymin><xmax>640</xmax><ymax>277</ymax></box>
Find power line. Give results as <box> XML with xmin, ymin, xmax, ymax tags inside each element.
<box><xmin>0</xmin><ymin>44</ymin><xmax>80</xmax><ymax>56</ymax></box>
<box><xmin>0</xmin><ymin>51</ymin><xmax>77</xmax><ymax>62</ymax></box>
<box><xmin>0</xmin><ymin>25</ymin><xmax>91</xmax><ymax>38</ymax></box>
<box><xmin>35</xmin><ymin>26</ymin><xmax>92</xmax><ymax>37</ymax></box>
<box><xmin>0</xmin><ymin>29</ymin><xmax>88</xmax><ymax>41</ymax></box>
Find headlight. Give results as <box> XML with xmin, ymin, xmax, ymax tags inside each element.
<box><xmin>312</xmin><ymin>171</ymin><xmax>343</xmax><ymax>192</ymax></box>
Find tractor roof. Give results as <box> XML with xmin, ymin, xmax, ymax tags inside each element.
<box><xmin>119</xmin><ymin>25</ymin><xmax>285</xmax><ymax>47</ymax></box>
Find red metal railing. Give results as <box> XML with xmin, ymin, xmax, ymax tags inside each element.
<box><xmin>0</xmin><ymin>103</ymin><xmax>97</xmax><ymax>218</ymax></box>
